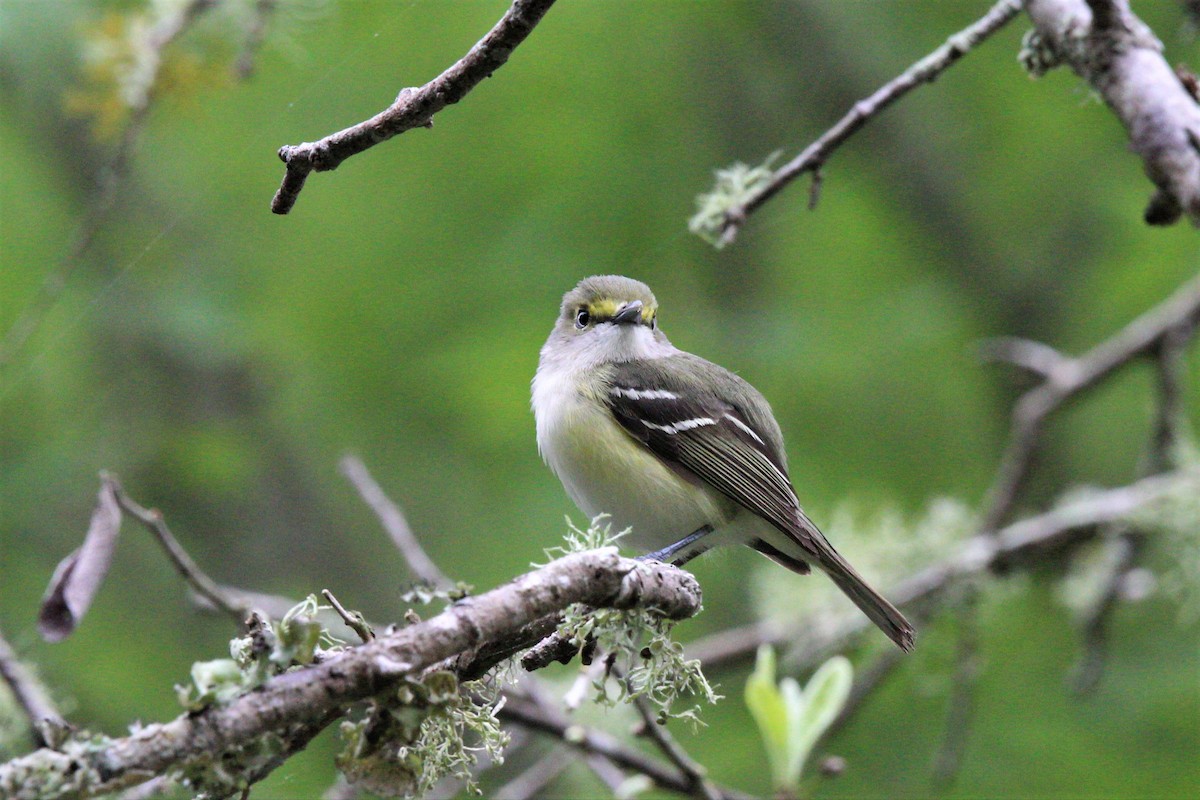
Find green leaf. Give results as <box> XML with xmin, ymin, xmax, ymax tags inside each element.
<box><xmin>795</xmin><ymin>655</ymin><xmax>854</xmax><ymax>776</ymax></box>
<box><xmin>745</xmin><ymin>648</ymin><xmax>856</xmax><ymax>793</ymax></box>
<box><xmin>779</xmin><ymin>676</ymin><xmax>807</xmax><ymax>786</ymax></box>
<box><xmin>744</xmin><ymin>645</ymin><xmax>791</xmax><ymax>789</ymax></box>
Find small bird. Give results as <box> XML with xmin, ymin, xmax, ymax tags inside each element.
<box><xmin>533</xmin><ymin>275</ymin><xmax>914</xmax><ymax>651</ymax></box>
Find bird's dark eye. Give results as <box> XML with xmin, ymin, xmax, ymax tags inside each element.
<box><xmin>574</xmin><ymin>308</ymin><xmax>590</xmax><ymax>329</ymax></box>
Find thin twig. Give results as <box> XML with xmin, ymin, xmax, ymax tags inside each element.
<box><xmin>498</xmin><ymin>697</ymin><xmax>754</xmax><ymax>800</ymax></box>
<box><xmin>627</xmin><ymin>689</ymin><xmax>720</xmax><ymax>800</ymax></box>
<box><xmin>713</xmin><ymin>0</ymin><xmax>1022</xmax><ymax>245</ymax></box>
<box><xmin>340</xmin><ymin>455</ymin><xmax>451</xmax><ymax>588</ymax></box>
<box><xmin>930</xmin><ymin>592</ymin><xmax>981</xmax><ymax>789</ymax></box>
<box><xmin>105</xmin><ymin>473</ymin><xmax>248</xmax><ymax>624</ymax></box>
<box><xmin>271</xmin><ymin>0</ymin><xmax>558</xmax><ymax>213</ymax></box>
<box><xmin>321</xmin><ymin>589</ymin><xmax>374</xmax><ymax>643</ymax></box>
<box><xmin>1070</xmin><ymin>533</ymin><xmax>1138</xmax><ymax>694</ymax></box>
<box><xmin>0</xmin><ymin>628</ymin><xmax>65</xmax><ymax>747</ymax></box>
<box><xmin>980</xmin><ymin>272</ymin><xmax>1200</xmax><ymax>531</ymax></box>
<box><xmin>514</xmin><ymin>676</ymin><xmax>629</xmax><ymax>794</ymax></box>
<box><xmin>978</xmin><ymin>337</ymin><xmax>1077</xmax><ymax>380</ymax></box>
<box><xmin>235</xmin><ymin>0</ymin><xmax>277</xmax><ymax>79</ymax></box>
<box><xmin>499</xmin><ymin>697</ymin><xmax>685</xmax><ymax>791</ymax></box>
<box><xmin>199</xmin><ymin>585</ymin><xmax>300</xmax><ymax>620</ymax></box>
<box><xmin>1147</xmin><ymin>319</ymin><xmax>1194</xmax><ymax>473</ymax></box>
<box><xmin>493</xmin><ymin>746</ymin><xmax>573</xmax><ymax>800</ymax></box>
<box><xmin>1070</xmin><ymin>317</ymin><xmax>1192</xmax><ymax>691</ymax></box>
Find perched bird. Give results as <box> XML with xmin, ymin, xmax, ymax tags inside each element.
<box><xmin>532</xmin><ymin>275</ymin><xmax>914</xmax><ymax>651</ymax></box>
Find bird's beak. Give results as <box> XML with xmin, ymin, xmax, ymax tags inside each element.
<box><xmin>612</xmin><ymin>300</ymin><xmax>644</xmax><ymax>326</ymax></box>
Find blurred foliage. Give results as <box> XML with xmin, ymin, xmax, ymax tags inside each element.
<box><xmin>1</xmin><ymin>1</ymin><xmax>1198</xmax><ymax>797</ymax></box>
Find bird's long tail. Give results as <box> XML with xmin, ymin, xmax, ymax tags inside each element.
<box><xmin>818</xmin><ymin>547</ymin><xmax>914</xmax><ymax>652</ymax></box>
<box><xmin>755</xmin><ymin>526</ymin><xmax>915</xmax><ymax>652</ymax></box>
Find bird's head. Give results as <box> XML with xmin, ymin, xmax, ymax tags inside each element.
<box><xmin>544</xmin><ymin>275</ymin><xmax>673</xmax><ymax>365</ymax></box>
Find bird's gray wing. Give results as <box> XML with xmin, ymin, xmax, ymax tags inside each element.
<box><xmin>608</xmin><ymin>357</ymin><xmax>917</xmax><ymax>652</ymax></box>
<box><xmin>605</xmin><ymin>357</ymin><xmax>822</xmax><ymax>562</ymax></box>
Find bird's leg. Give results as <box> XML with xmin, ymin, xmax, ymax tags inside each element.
<box><xmin>638</xmin><ymin>526</ymin><xmax>713</xmax><ymax>566</ymax></box>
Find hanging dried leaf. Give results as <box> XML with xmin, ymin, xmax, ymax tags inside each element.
<box><xmin>38</xmin><ymin>478</ymin><xmax>123</xmax><ymax>642</ymax></box>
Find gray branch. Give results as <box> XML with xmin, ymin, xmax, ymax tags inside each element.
<box><xmin>980</xmin><ymin>271</ymin><xmax>1200</xmax><ymax>531</ymax></box>
<box><xmin>340</xmin><ymin>455</ymin><xmax>451</xmax><ymax>589</ymax></box>
<box><xmin>1025</xmin><ymin>0</ymin><xmax>1200</xmax><ymax>225</ymax></box>
<box><xmin>688</xmin><ymin>470</ymin><xmax>1185</xmax><ymax>671</ymax></box>
<box><xmin>0</xmin><ymin>550</ymin><xmax>701</xmax><ymax>800</ymax></box>
<box><xmin>710</xmin><ymin>0</ymin><xmax>1023</xmax><ymax>246</ymax></box>
<box><xmin>0</xmin><ymin>628</ymin><xmax>64</xmax><ymax>748</ymax></box>
<box><xmin>270</xmin><ymin>0</ymin><xmax>558</xmax><ymax>214</ymax></box>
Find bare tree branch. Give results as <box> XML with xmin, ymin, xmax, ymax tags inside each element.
<box><xmin>270</xmin><ymin>0</ymin><xmax>558</xmax><ymax>214</ymax></box>
<box><xmin>0</xmin><ymin>628</ymin><xmax>64</xmax><ymax>748</ymax></box>
<box><xmin>627</xmin><ymin>689</ymin><xmax>720</xmax><ymax>800</ymax></box>
<box><xmin>1</xmin><ymin>550</ymin><xmax>700</xmax><ymax>799</ymax></box>
<box><xmin>1025</xmin><ymin>0</ymin><xmax>1200</xmax><ymax>225</ymax></box>
<box><xmin>340</xmin><ymin>455</ymin><xmax>450</xmax><ymax>588</ymax></box>
<box><xmin>107</xmin><ymin>474</ymin><xmax>249</xmax><ymax>624</ymax></box>
<box><xmin>708</xmin><ymin>0</ymin><xmax>1023</xmax><ymax>246</ymax></box>
<box><xmin>981</xmin><ymin>272</ymin><xmax>1200</xmax><ymax>531</ymax></box>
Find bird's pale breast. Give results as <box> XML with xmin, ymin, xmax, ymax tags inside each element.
<box><xmin>534</xmin><ymin>365</ymin><xmax>731</xmax><ymax>549</ymax></box>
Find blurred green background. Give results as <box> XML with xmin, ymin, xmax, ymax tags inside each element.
<box><xmin>1</xmin><ymin>1</ymin><xmax>1198</xmax><ymax>797</ymax></box>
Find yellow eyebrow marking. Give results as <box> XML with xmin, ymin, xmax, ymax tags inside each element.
<box><xmin>586</xmin><ymin>299</ymin><xmax>658</xmax><ymax>322</ymax></box>
<box><xmin>588</xmin><ymin>299</ymin><xmax>621</xmax><ymax>319</ymax></box>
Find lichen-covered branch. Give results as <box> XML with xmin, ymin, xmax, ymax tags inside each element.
<box><xmin>0</xmin><ymin>550</ymin><xmax>700</xmax><ymax>799</ymax></box>
<box><xmin>692</xmin><ymin>0</ymin><xmax>1023</xmax><ymax>247</ymax></box>
<box><xmin>270</xmin><ymin>0</ymin><xmax>557</xmax><ymax>214</ymax></box>
<box><xmin>688</xmin><ymin>469</ymin><xmax>1189</xmax><ymax>671</ymax></box>
<box><xmin>1023</xmin><ymin>0</ymin><xmax>1200</xmax><ymax>225</ymax></box>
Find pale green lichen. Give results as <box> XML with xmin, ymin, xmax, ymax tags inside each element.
<box><xmin>177</xmin><ymin>594</ymin><xmax>342</xmax><ymax>710</ymax></box>
<box><xmin>552</xmin><ymin>517</ymin><xmax>720</xmax><ymax>728</ymax></box>
<box><xmin>1126</xmin><ymin>454</ymin><xmax>1200</xmax><ymax>624</ymax></box>
<box><xmin>0</xmin><ymin>730</ymin><xmax>114</xmax><ymax>800</ymax></box>
<box><xmin>336</xmin><ymin>671</ymin><xmax>509</xmax><ymax>798</ymax></box>
<box><xmin>688</xmin><ymin>153</ymin><xmax>781</xmax><ymax>248</ymax></box>
<box><xmin>169</xmin><ymin>595</ymin><xmax>346</xmax><ymax>797</ymax></box>
<box><xmin>1018</xmin><ymin>28</ymin><xmax>1063</xmax><ymax>77</ymax></box>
